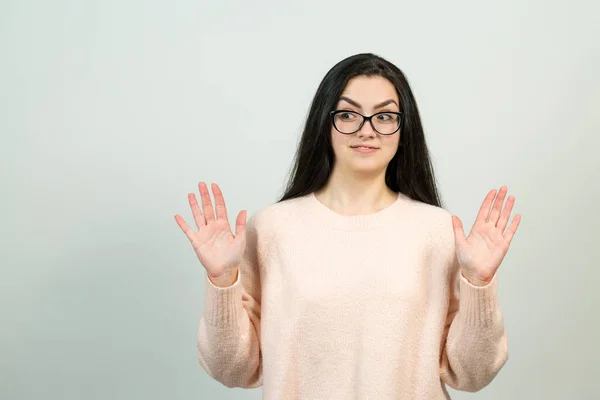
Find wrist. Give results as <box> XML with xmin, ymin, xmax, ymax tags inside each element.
<box><xmin>208</xmin><ymin>268</ymin><xmax>239</xmax><ymax>288</ymax></box>
<box><xmin>461</xmin><ymin>271</ymin><xmax>492</xmax><ymax>287</ymax></box>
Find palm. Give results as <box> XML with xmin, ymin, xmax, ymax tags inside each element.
<box><xmin>174</xmin><ymin>182</ymin><xmax>247</xmax><ymax>278</ymax></box>
<box><xmin>452</xmin><ymin>186</ymin><xmax>521</xmax><ymax>286</ymax></box>
<box><xmin>191</xmin><ymin>218</ymin><xmax>244</xmax><ymax>276</ymax></box>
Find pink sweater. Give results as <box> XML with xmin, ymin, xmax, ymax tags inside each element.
<box><xmin>197</xmin><ymin>192</ymin><xmax>508</xmax><ymax>399</ymax></box>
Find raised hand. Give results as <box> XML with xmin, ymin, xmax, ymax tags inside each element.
<box><xmin>451</xmin><ymin>186</ymin><xmax>522</xmax><ymax>286</ymax></box>
<box><xmin>174</xmin><ymin>182</ymin><xmax>247</xmax><ymax>287</ymax></box>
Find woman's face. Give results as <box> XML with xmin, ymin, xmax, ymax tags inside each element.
<box><xmin>330</xmin><ymin>75</ymin><xmax>401</xmax><ymax>176</ymax></box>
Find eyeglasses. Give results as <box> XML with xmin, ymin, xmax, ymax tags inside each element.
<box><xmin>330</xmin><ymin>110</ymin><xmax>403</xmax><ymax>135</ymax></box>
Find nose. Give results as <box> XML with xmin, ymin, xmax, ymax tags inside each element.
<box><xmin>357</xmin><ymin>119</ymin><xmax>377</xmax><ymax>138</ymax></box>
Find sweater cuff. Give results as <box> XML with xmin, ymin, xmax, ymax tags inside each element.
<box><xmin>458</xmin><ymin>272</ymin><xmax>501</xmax><ymax>326</ymax></box>
<box><xmin>204</xmin><ymin>271</ymin><xmax>244</xmax><ymax>328</ymax></box>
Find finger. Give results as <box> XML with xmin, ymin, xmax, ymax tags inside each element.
<box><xmin>174</xmin><ymin>214</ymin><xmax>196</xmax><ymax>244</ymax></box>
<box><xmin>452</xmin><ymin>215</ymin><xmax>467</xmax><ymax>247</ymax></box>
<box><xmin>188</xmin><ymin>193</ymin><xmax>206</xmax><ymax>229</ymax></box>
<box><xmin>488</xmin><ymin>186</ymin><xmax>508</xmax><ymax>224</ymax></box>
<box><xmin>211</xmin><ymin>183</ymin><xmax>230</xmax><ymax>223</ymax></box>
<box><xmin>474</xmin><ymin>189</ymin><xmax>497</xmax><ymax>224</ymax></box>
<box><xmin>497</xmin><ymin>195</ymin><xmax>515</xmax><ymax>232</ymax></box>
<box><xmin>198</xmin><ymin>181</ymin><xmax>215</xmax><ymax>222</ymax></box>
<box><xmin>503</xmin><ymin>214</ymin><xmax>521</xmax><ymax>246</ymax></box>
<box><xmin>235</xmin><ymin>210</ymin><xmax>247</xmax><ymax>240</ymax></box>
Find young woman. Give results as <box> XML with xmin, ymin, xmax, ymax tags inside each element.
<box><xmin>175</xmin><ymin>53</ymin><xmax>521</xmax><ymax>399</ymax></box>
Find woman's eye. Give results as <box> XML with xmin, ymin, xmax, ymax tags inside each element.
<box><xmin>341</xmin><ymin>112</ymin><xmax>355</xmax><ymax>120</ymax></box>
<box><xmin>377</xmin><ymin>113</ymin><xmax>395</xmax><ymax>121</ymax></box>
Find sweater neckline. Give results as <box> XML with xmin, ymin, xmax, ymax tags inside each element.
<box><xmin>306</xmin><ymin>191</ymin><xmax>408</xmax><ymax>231</ymax></box>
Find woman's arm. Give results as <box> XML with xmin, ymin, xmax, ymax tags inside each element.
<box><xmin>197</xmin><ymin>215</ymin><xmax>265</xmax><ymax>388</ymax></box>
<box><xmin>439</xmin><ymin>257</ymin><xmax>509</xmax><ymax>392</ymax></box>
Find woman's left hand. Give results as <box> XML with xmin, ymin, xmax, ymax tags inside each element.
<box><xmin>451</xmin><ymin>186</ymin><xmax>522</xmax><ymax>287</ymax></box>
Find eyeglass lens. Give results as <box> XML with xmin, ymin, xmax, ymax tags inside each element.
<box><xmin>333</xmin><ymin>111</ymin><xmax>399</xmax><ymax>134</ymax></box>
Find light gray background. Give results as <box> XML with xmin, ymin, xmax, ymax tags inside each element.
<box><xmin>1</xmin><ymin>0</ymin><xmax>598</xmax><ymax>399</ymax></box>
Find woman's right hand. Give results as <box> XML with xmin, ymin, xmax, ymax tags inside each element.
<box><xmin>174</xmin><ymin>182</ymin><xmax>247</xmax><ymax>287</ymax></box>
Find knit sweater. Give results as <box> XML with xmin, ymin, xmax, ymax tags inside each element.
<box><xmin>197</xmin><ymin>191</ymin><xmax>508</xmax><ymax>399</ymax></box>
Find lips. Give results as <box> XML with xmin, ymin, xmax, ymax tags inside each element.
<box><xmin>351</xmin><ymin>145</ymin><xmax>379</xmax><ymax>149</ymax></box>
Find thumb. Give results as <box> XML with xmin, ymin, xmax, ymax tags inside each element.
<box><xmin>451</xmin><ymin>215</ymin><xmax>467</xmax><ymax>247</ymax></box>
<box><xmin>234</xmin><ymin>210</ymin><xmax>247</xmax><ymax>241</ymax></box>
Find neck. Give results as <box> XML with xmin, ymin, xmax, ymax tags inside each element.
<box><xmin>314</xmin><ymin>167</ymin><xmax>397</xmax><ymax>216</ymax></box>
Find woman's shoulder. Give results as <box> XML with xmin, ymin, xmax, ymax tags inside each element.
<box><xmin>404</xmin><ymin>197</ymin><xmax>455</xmax><ymax>250</ymax></box>
<box><xmin>244</xmin><ymin>194</ymin><xmax>309</xmax><ymax>255</ymax></box>
<box><xmin>404</xmin><ymin>195</ymin><xmax>453</xmax><ymax>228</ymax></box>
<box><xmin>248</xmin><ymin>193</ymin><xmax>309</xmax><ymax>232</ymax></box>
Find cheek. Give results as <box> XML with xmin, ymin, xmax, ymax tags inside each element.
<box><xmin>380</xmin><ymin>135</ymin><xmax>399</xmax><ymax>151</ymax></box>
<box><xmin>331</xmin><ymin>130</ymin><xmax>349</xmax><ymax>152</ymax></box>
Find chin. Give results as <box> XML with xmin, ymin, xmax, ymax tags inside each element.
<box><xmin>348</xmin><ymin>162</ymin><xmax>383</xmax><ymax>173</ymax></box>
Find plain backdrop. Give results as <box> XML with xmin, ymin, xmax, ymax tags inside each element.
<box><xmin>1</xmin><ymin>0</ymin><xmax>598</xmax><ymax>399</ymax></box>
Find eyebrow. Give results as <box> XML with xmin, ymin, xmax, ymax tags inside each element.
<box><xmin>338</xmin><ymin>96</ymin><xmax>399</xmax><ymax>110</ymax></box>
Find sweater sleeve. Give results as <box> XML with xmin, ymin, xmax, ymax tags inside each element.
<box><xmin>196</xmin><ymin>215</ymin><xmax>265</xmax><ymax>388</ymax></box>
<box><xmin>439</xmin><ymin>251</ymin><xmax>509</xmax><ymax>392</ymax></box>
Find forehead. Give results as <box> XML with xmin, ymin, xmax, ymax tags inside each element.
<box><xmin>339</xmin><ymin>76</ymin><xmax>398</xmax><ymax>105</ymax></box>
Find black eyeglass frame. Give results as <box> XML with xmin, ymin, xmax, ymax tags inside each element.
<box><xmin>329</xmin><ymin>110</ymin><xmax>404</xmax><ymax>135</ymax></box>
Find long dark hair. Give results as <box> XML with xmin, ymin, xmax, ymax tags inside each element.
<box><xmin>277</xmin><ymin>53</ymin><xmax>443</xmax><ymax>208</ymax></box>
